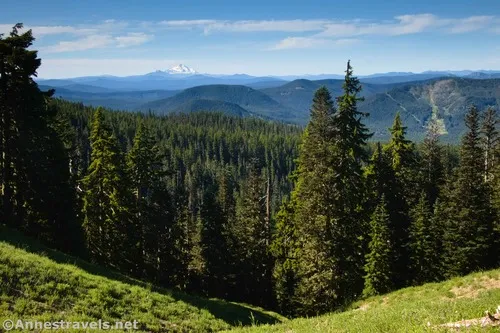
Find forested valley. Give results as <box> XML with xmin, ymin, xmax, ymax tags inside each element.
<box><xmin>1</xmin><ymin>24</ymin><xmax>499</xmax><ymax>319</ymax></box>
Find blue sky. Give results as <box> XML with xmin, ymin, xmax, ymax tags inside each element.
<box><xmin>2</xmin><ymin>0</ymin><xmax>500</xmax><ymax>78</ymax></box>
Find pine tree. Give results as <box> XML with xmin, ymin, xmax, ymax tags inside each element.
<box><xmin>421</xmin><ymin>119</ymin><xmax>444</xmax><ymax>207</ymax></box>
<box><xmin>363</xmin><ymin>196</ymin><xmax>394</xmax><ymax>297</ymax></box>
<box><xmin>384</xmin><ymin>113</ymin><xmax>414</xmax><ymax>175</ymax></box>
<box><xmin>0</xmin><ymin>24</ymin><xmax>78</xmax><ymax>251</ymax></box>
<box><xmin>290</xmin><ymin>61</ymin><xmax>371</xmax><ymax>315</ymax></box>
<box><xmin>232</xmin><ymin>160</ymin><xmax>273</xmax><ymax>307</ymax></box>
<box><xmin>271</xmin><ymin>198</ymin><xmax>299</xmax><ymax>317</ymax></box>
<box><xmin>199</xmin><ymin>170</ymin><xmax>231</xmax><ymax>298</ymax></box>
<box><xmin>127</xmin><ymin>121</ymin><xmax>177</xmax><ymax>280</ymax></box>
<box><xmin>365</xmin><ymin>143</ymin><xmax>397</xmax><ymax>210</ymax></box>
<box><xmin>409</xmin><ymin>192</ymin><xmax>440</xmax><ymax>284</ymax></box>
<box><xmin>382</xmin><ymin>112</ymin><xmax>415</xmax><ymax>287</ymax></box>
<box><xmin>443</xmin><ymin>105</ymin><xmax>495</xmax><ymax>276</ymax></box>
<box><xmin>480</xmin><ymin>107</ymin><xmax>499</xmax><ymax>267</ymax></box>
<box><xmin>482</xmin><ymin>107</ymin><xmax>498</xmax><ymax>183</ymax></box>
<box><xmin>82</xmin><ymin>107</ymin><xmax>133</xmax><ymax>269</ymax></box>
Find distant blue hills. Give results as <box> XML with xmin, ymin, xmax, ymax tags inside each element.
<box><xmin>38</xmin><ymin>69</ymin><xmax>500</xmax><ymax>141</ymax></box>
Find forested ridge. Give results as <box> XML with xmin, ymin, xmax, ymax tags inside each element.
<box><xmin>1</xmin><ymin>24</ymin><xmax>499</xmax><ymax>319</ymax></box>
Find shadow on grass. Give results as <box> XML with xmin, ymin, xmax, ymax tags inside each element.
<box><xmin>0</xmin><ymin>225</ymin><xmax>282</xmax><ymax>327</ymax></box>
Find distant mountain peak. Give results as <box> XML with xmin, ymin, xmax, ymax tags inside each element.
<box><xmin>166</xmin><ymin>64</ymin><xmax>197</xmax><ymax>75</ymax></box>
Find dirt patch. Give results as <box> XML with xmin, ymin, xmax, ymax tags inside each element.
<box><xmin>354</xmin><ymin>303</ymin><xmax>370</xmax><ymax>311</ymax></box>
<box><xmin>436</xmin><ymin>309</ymin><xmax>500</xmax><ymax>330</ymax></box>
<box><xmin>450</xmin><ymin>277</ymin><xmax>500</xmax><ymax>299</ymax></box>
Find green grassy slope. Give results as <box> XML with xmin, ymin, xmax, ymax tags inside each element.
<box><xmin>226</xmin><ymin>269</ymin><xmax>500</xmax><ymax>333</ymax></box>
<box><xmin>0</xmin><ymin>227</ymin><xmax>284</xmax><ymax>332</ymax></box>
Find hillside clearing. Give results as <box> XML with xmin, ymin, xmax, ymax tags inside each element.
<box><xmin>0</xmin><ymin>227</ymin><xmax>284</xmax><ymax>333</ymax></box>
<box><xmin>225</xmin><ymin>269</ymin><xmax>500</xmax><ymax>333</ymax></box>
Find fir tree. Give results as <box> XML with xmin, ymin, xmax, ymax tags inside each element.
<box><xmin>363</xmin><ymin>196</ymin><xmax>394</xmax><ymax>297</ymax></box>
<box><xmin>409</xmin><ymin>192</ymin><xmax>440</xmax><ymax>284</ymax></box>
<box><xmin>382</xmin><ymin>112</ymin><xmax>415</xmax><ymax>287</ymax></box>
<box><xmin>481</xmin><ymin>107</ymin><xmax>498</xmax><ymax>183</ymax></box>
<box><xmin>365</xmin><ymin>143</ymin><xmax>397</xmax><ymax>211</ymax></box>
<box><xmin>199</xmin><ymin>171</ymin><xmax>231</xmax><ymax>298</ymax></box>
<box><xmin>421</xmin><ymin>119</ymin><xmax>444</xmax><ymax>207</ymax></box>
<box><xmin>291</xmin><ymin>61</ymin><xmax>371</xmax><ymax>315</ymax></box>
<box><xmin>271</xmin><ymin>198</ymin><xmax>299</xmax><ymax>317</ymax></box>
<box><xmin>127</xmin><ymin>121</ymin><xmax>177</xmax><ymax>281</ymax></box>
<box><xmin>82</xmin><ymin>107</ymin><xmax>133</xmax><ymax>269</ymax></box>
<box><xmin>0</xmin><ymin>24</ymin><xmax>78</xmax><ymax>251</ymax></box>
<box><xmin>384</xmin><ymin>112</ymin><xmax>414</xmax><ymax>175</ymax></box>
<box><xmin>232</xmin><ymin>160</ymin><xmax>273</xmax><ymax>307</ymax></box>
<box><xmin>443</xmin><ymin>105</ymin><xmax>494</xmax><ymax>276</ymax></box>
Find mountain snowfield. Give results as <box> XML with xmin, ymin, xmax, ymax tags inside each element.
<box><xmin>164</xmin><ymin>64</ymin><xmax>198</xmax><ymax>75</ymax></box>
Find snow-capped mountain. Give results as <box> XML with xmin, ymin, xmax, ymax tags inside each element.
<box><xmin>165</xmin><ymin>64</ymin><xmax>198</xmax><ymax>75</ymax></box>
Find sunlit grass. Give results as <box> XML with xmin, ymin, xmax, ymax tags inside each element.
<box><xmin>0</xmin><ymin>227</ymin><xmax>284</xmax><ymax>333</ymax></box>
<box><xmin>226</xmin><ymin>270</ymin><xmax>500</xmax><ymax>333</ymax></box>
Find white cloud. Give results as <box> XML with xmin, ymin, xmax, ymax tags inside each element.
<box><xmin>0</xmin><ymin>23</ymin><xmax>96</xmax><ymax>37</ymax></box>
<box><xmin>115</xmin><ymin>32</ymin><xmax>153</xmax><ymax>47</ymax></box>
<box><xmin>268</xmin><ymin>14</ymin><xmax>499</xmax><ymax>50</ymax></box>
<box><xmin>204</xmin><ymin>20</ymin><xmax>330</xmax><ymax>34</ymax></box>
<box><xmin>157</xmin><ymin>15</ymin><xmax>498</xmax><ymax>36</ymax></box>
<box><xmin>41</xmin><ymin>35</ymin><xmax>114</xmax><ymax>53</ymax></box>
<box><xmin>272</xmin><ymin>37</ymin><xmax>358</xmax><ymax>50</ymax></box>
<box><xmin>41</xmin><ymin>33</ymin><xmax>152</xmax><ymax>53</ymax></box>
<box><xmin>159</xmin><ymin>19</ymin><xmax>330</xmax><ymax>34</ymax></box>
<box><xmin>311</xmin><ymin>14</ymin><xmax>498</xmax><ymax>37</ymax></box>
<box><xmin>449</xmin><ymin>16</ymin><xmax>495</xmax><ymax>33</ymax></box>
<box><xmin>3</xmin><ymin>15</ymin><xmax>497</xmax><ymax>40</ymax></box>
<box><xmin>317</xmin><ymin>14</ymin><xmax>442</xmax><ymax>37</ymax></box>
<box><xmin>160</xmin><ymin>20</ymin><xmax>218</xmax><ymax>27</ymax></box>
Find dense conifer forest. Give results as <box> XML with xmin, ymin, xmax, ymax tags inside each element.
<box><xmin>1</xmin><ymin>24</ymin><xmax>499</xmax><ymax>318</ymax></box>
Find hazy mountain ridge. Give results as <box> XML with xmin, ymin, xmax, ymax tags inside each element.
<box><xmin>140</xmin><ymin>84</ymin><xmax>300</xmax><ymax>122</ymax></box>
<box><xmin>40</xmin><ymin>74</ymin><xmax>500</xmax><ymax>141</ymax></box>
<box><xmin>38</xmin><ymin>67</ymin><xmax>500</xmax><ymax>92</ymax></box>
<box><xmin>363</xmin><ymin>77</ymin><xmax>500</xmax><ymax>139</ymax></box>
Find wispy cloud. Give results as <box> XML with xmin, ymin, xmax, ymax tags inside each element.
<box><xmin>41</xmin><ymin>35</ymin><xmax>115</xmax><ymax>53</ymax></box>
<box><xmin>115</xmin><ymin>32</ymin><xmax>153</xmax><ymax>47</ymax></box>
<box><xmin>41</xmin><ymin>33</ymin><xmax>153</xmax><ymax>53</ymax></box>
<box><xmin>267</xmin><ymin>14</ymin><xmax>499</xmax><ymax>50</ymax></box>
<box><xmin>449</xmin><ymin>16</ymin><xmax>495</xmax><ymax>33</ymax></box>
<box><xmin>0</xmin><ymin>23</ymin><xmax>96</xmax><ymax>36</ymax></box>
<box><xmin>160</xmin><ymin>19</ymin><xmax>330</xmax><ymax>34</ymax></box>
<box><xmin>315</xmin><ymin>14</ymin><xmax>477</xmax><ymax>37</ymax></box>
<box><xmin>3</xmin><ymin>15</ymin><xmax>498</xmax><ymax>55</ymax></box>
<box><xmin>271</xmin><ymin>37</ymin><xmax>358</xmax><ymax>50</ymax></box>
<box><xmin>158</xmin><ymin>15</ymin><xmax>499</xmax><ymax>36</ymax></box>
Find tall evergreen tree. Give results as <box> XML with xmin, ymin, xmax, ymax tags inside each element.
<box><xmin>442</xmin><ymin>105</ymin><xmax>494</xmax><ymax>276</ymax></box>
<box><xmin>127</xmin><ymin>121</ymin><xmax>178</xmax><ymax>281</ymax></box>
<box><xmin>481</xmin><ymin>107</ymin><xmax>498</xmax><ymax>183</ymax></box>
<box><xmin>82</xmin><ymin>107</ymin><xmax>133</xmax><ymax>269</ymax></box>
<box><xmin>420</xmin><ymin>119</ymin><xmax>444</xmax><ymax>207</ymax></box>
<box><xmin>384</xmin><ymin>113</ymin><xmax>415</xmax><ymax>176</ymax></box>
<box><xmin>365</xmin><ymin>143</ymin><xmax>398</xmax><ymax>212</ymax></box>
<box><xmin>199</xmin><ymin>170</ymin><xmax>231</xmax><ymax>298</ymax></box>
<box><xmin>289</xmin><ymin>61</ymin><xmax>371</xmax><ymax>315</ymax></box>
<box><xmin>232</xmin><ymin>160</ymin><xmax>273</xmax><ymax>307</ymax></box>
<box><xmin>382</xmin><ymin>112</ymin><xmax>415</xmax><ymax>287</ymax></box>
<box><xmin>409</xmin><ymin>192</ymin><xmax>440</xmax><ymax>284</ymax></box>
<box><xmin>363</xmin><ymin>196</ymin><xmax>394</xmax><ymax>297</ymax></box>
<box><xmin>0</xmin><ymin>24</ymin><xmax>78</xmax><ymax>251</ymax></box>
<box><xmin>271</xmin><ymin>198</ymin><xmax>299</xmax><ymax>317</ymax></box>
